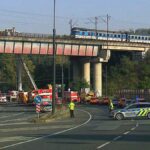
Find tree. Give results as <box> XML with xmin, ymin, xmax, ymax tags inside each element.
<box><xmin>0</xmin><ymin>54</ymin><xmax>16</xmax><ymax>91</ymax></box>
<box><xmin>70</xmin><ymin>78</ymin><xmax>90</xmax><ymax>92</ymax></box>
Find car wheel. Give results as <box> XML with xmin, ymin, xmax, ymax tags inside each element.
<box><xmin>115</xmin><ymin>113</ymin><xmax>124</xmax><ymax>120</ymax></box>
<box><xmin>147</xmin><ymin>112</ymin><xmax>150</xmax><ymax>119</ymax></box>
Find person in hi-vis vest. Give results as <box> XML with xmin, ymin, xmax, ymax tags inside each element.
<box><xmin>68</xmin><ymin>101</ymin><xmax>75</xmax><ymax>118</ymax></box>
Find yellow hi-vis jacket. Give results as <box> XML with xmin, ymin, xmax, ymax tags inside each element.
<box><xmin>109</xmin><ymin>100</ymin><xmax>114</xmax><ymax>110</ymax></box>
<box><xmin>69</xmin><ymin>102</ymin><xmax>75</xmax><ymax>110</ymax></box>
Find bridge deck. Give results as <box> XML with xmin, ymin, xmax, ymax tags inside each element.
<box><xmin>0</xmin><ymin>35</ymin><xmax>149</xmax><ymax>56</ymax></box>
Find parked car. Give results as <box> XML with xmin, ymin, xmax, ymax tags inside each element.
<box><xmin>0</xmin><ymin>94</ymin><xmax>7</xmax><ymax>103</ymax></box>
<box><xmin>40</xmin><ymin>98</ymin><xmax>52</xmax><ymax>112</ymax></box>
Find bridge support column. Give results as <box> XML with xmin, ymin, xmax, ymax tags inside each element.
<box><xmin>93</xmin><ymin>62</ymin><xmax>102</xmax><ymax>97</ymax></box>
<box><xmin>16</xmin><ymin>55</ymin><xmax>23</xmax><ymax>91</ymax></box>
<box><xmin>83</xmin><ymin>61</ymin><xmax>90</xmax><ymax>86</ymax></box>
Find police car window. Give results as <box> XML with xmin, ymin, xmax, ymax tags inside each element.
<box><xmin>127</xmin><ymin>104</ymin><xmax>138</xmax><ymax>109</ymax></box>
<box><xmin>140</xmin><ymin>104</ymin><xmax>150</xmax><ymax>108</ymax></box>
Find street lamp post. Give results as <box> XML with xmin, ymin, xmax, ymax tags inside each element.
<box><xmin>61</xmin><ymin>56</ymin><xmax>64</xmax><ymax>100</ymax></box>
<box><xmin>105</xmin><ymin>14</ymin><xmax>110</xmax><ymax>97</ymax></box>
<box><xmin>52</xmin><ymin>0</ymin><xmax>56</xmax><ymax>115</ymax></box>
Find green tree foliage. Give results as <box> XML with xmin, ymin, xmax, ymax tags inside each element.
<box><xmin>0</xmin><ymin>54</ymin><xmax>35</xmax><ymax>92</ymax></box>
<box><xmin>135</xmin><ymin>28</ymin><xmax>150</xmax><ymax>35</ymax></box>
<box><xmin>21</xmin><ymin>56</ymin><xmax>35</xmax><ymax>91</ymax></box>
<box><xmin>0</xmin><ymin>54</ymin><xmax>16</xmax><ymax>91</ymax></box>
<box><xmin>70</xmin><ymin>78</ymin><xmax>90</xmax><ymax>92</ymax></box>
<box><xmin>137</xmin><ymin>51</ymin><xmax>150</xmax><ymax>88</ymax></box>
<box><xmin>107</xmin><ymin>52</ymin><xmax>150</xmax><ymax>95</ymax></box>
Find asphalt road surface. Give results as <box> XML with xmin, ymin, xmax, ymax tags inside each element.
<box><xmin>0</xmin><ymin>103</ymin><xmax>150</xmax><ymax>150</ymax></box>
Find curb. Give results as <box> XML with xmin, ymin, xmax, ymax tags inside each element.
<box><xmin>31</xmin><ymin>107</ymin><xmax>70</xmax><ymax>123</ymax></box>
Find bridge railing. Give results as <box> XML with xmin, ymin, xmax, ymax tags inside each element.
<box><xmin>0</xmin><ymin>31</ymin><xmax>70</xmax><ymax>39</ymax></box>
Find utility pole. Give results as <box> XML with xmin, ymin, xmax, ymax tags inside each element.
<box><xmin>69</xmin><ymin>19</ymin><xmax>78</xmax><ymax>35</ymax></box>
<box><xmin>61</xmin><ymin>56</ymin><xmax>64</xmax><ymax>100</ymax></box>
<box><xmin>52</xmin><ymin>0</ymin><xmax>56</xmax><ymax>115</ymax></box>
<box><xmin>87</xmin><ymin>17</ymin><xmax>98</xmax><ymax>39</ymax></box>
<box><xmin>95</xmin><ymin>17</ymin><xmax>98</xmax><ymax>39</ymax></box>
<box><xmin>105</xmin><ymin>14</ymin><xmax>110</xmax><ymax>97</ymax></box>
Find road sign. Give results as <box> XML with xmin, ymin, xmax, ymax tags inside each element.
<box><xmin>36</xmin><ymin>104</ymin><xmax>41</xmax><ymax>113</ymax></box>
<box><xmin>34</xmin><ymin>95</ymin><xmax>42</xmax><ymax>104</ymax></box>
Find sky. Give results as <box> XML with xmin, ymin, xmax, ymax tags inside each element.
<box><xmin>0</xmin><ymin>0</ymin><xmax>150</xmax><ymax>35</ymax></box>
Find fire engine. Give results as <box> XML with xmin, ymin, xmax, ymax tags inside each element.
<box><xmin>64</xmin><ymin>91</ymin><xmax>80</xmax><ymax>103</ymax></box>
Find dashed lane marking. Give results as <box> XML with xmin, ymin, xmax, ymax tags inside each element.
<box><xmin>123</xmin><ymin>131</ymin><xmax>130</xmax><ymax>135</ymax></box>
<box><xmin>97</xmin><ymin>142</ymin><xmax>110</xmax><ymax>149</ymax></box>
<box><xmin>96</xmin><ymin>120</ymin><xmax>139</xmax><ymax>149</ymax></box>
<box><xmin>131</xmin><ymin>127</ymin><xmax>136</xmax><ymax>131</ymax></box>
<box><xmin>113</xmin><ymin>136</ymin><xmax>122</xmax><ymax>141</ymax></box>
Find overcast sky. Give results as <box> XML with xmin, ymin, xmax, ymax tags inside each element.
<box><xmin>0</xmin><ymin>0</ymin><xmax>150</xmax><ymax>34</ymax></box>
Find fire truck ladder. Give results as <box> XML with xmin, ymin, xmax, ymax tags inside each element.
<box><xmin>20</xmin><ymin>57</ymin><xmax>38</xmax><ymax>90</ymax></box>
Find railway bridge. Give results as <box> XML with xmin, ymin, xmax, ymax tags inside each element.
<box><xmin>0</xmin><ymin>34</ymin><xmax>150</xmax><ymax>96</ymax></box>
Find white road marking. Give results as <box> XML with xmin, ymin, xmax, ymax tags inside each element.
<box><xmin>113</xmin><ymin>136</ymin><xmax>122</xmax><ymax>141</ymax></box>
<box><xmin>123</xmin><ymin>131</ymin><xmax>130</xmax><ymax>135</ymax></box>
<box><xmin>0</xmin><ymin>112</ymin><xmax>24</xmax><ymax>119</ymax></box>
<box><xmin>0</xmin><ymin>116</ymin><xmax>34</xmax><ymax>123</ymax></box>
<box><xmin>96</xmin><ymin>119</ymin><xmax>139</xmax><ymax>149</ymax></box>
<box><xmin>0</xmin><ymin>122</ymin><xmax>32</xmax><ymax>127</ymax></box>
<box><xmin>97</xmin><ymin>142</ymin><xmax>110</xmax><ymax>149</ymax></box>
<box><xmin>0</xmin><ymin>115</ymin><xmax>10</xmax><ymax>119</ymax></box>
<box><xmin>0</xmin><ymin>136</ymin><xmax>34</xmax><ymax>143</ymax></box>
<box><xmin>0</xmin><ymin>125</ymin><xmax>75</xmax><ymax>132</ymax></box>
<box><xmin>0</xmin><ymin>109</ymin><xmax>92</xmax><ymax>150</ymax></box>
<box><xmin>131</xmin><ymin>127</ymin><xmax>136</xmax><ymax>131</ymax></box>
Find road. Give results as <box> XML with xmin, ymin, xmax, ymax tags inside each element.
<box><xmin>0</xmin><ymin>103</ymin><xmax>150</xmax><ymax>150</ymax></box>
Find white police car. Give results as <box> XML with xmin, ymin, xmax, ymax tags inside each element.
<box><xmin>110</xmin><ymin>102</ymin><xmax>150</xmax><ymax>120</ymax></box>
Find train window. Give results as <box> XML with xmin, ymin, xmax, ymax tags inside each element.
<box><xmin>99</xmin><ymin>33</ymin><xmax>102</xmax><ymax>36</ymax></box>
<box><xmin>148</xmin><ymin>37</ymin><xmax>150</xmax><ymax>40</ymax></box>
<box><xmin>82</xmin><ymin>32</ymin><xmax>85</xmax><ymax>35</ymax></box>
<box><xmin>135</xmin><ymin>36</ymin><xmax>137</xmax><ymax>39</ymax></box>
<box><xmin>118</xmin><ymin>35</ymin><xmax>121</xmax><ymax>38</ymax></box>
<box><xmin>103</xmin><ymin>34</ymin><xmax>106</xmax><ymax>37</ymax></box>
<box><xmin>131</xmin><ymin>36</ymin><xmax>134</xmax><ymax>39</ymax></box>
<box><xmin>142</xmin><ymin>37</ymin><xmax>144</xmax><ymax>40</ymax></box>
<box><xmin>145</xmin><ymin>37</ymin><xmax>148</xmax><ymax>40</ymax></box>
<box><xmin>114</xmin><ymin>34</ymin><xmax>117</xmax><ymax>38</ymax></box>
<box><xmin>88</xmin><ymin>32</ymin><xmax>91</xmax><ymax>36</ymax></box>
<box><xmin>138</xmin><ymin>37</ymin><xmax>141</xmax><ymax>39</ymax></box>
<box><xmin>90</xmin><ymin>32</ymin><xmax>94</xmax><ymax>36</ymax></box>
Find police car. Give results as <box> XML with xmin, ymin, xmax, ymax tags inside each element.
<box><xmin>110</xmin><ymin>102</ymin><xmax>150</xmax><ymax>120</ymax></box>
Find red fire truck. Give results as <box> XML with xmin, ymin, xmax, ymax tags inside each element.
<box><xmin>64</xmin><ymin>91</ymin><xmax>80</xmax><ymax>103</ymax></box>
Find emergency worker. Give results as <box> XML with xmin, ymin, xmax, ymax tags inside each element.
<box><xmin>109</xmin><ymin>99</ymin><xmax>114</xmax><ymax>112</ymax></box>
<box><xmin>68</xmin><ymin>100</ymin><xmax>75</xmax><ymax>118</ymax></box>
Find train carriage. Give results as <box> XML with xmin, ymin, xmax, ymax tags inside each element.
<box><xmin>71</xmin><ymin>27</ymin><xmax>150</xmax><ymax>43</ymax></box>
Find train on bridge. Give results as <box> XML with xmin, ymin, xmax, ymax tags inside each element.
<box><xmin>1</xmin><ymin>27</ymin><xmax>150</xmax><ymax>44</ymax></box>
<box><xmin>71</xmin><ymin>27</ymin><xmax>150</xmax><ymax>43</ymax></box>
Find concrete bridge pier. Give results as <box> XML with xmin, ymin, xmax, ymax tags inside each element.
<box><xmin>93</xmin><ymin>62</ymin><xmax>102</xmax><ymax>97</ymax></box>
<box><xmin>92</xmin><ymin>49</ymin><xmax>111</xmax><ymax>97</ymax></box>
<box><xmin>83</xmin><ymin>61</ymin><xmax>90</xmax><ymax>86</ymax></box>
